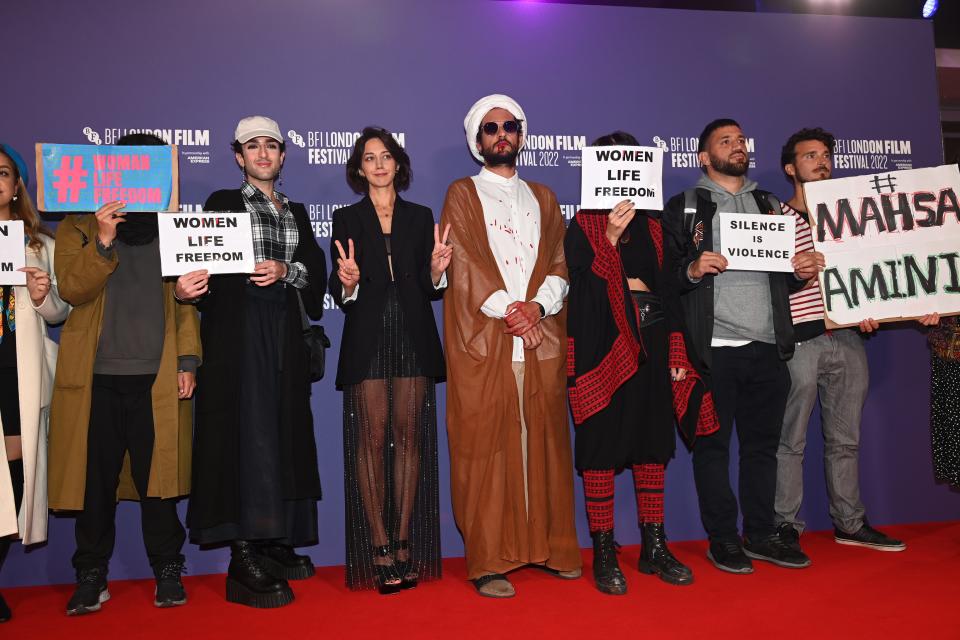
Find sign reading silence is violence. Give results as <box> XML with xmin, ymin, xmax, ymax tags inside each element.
<box><xmin>805</xmin><ymin>164</ymin><xmax>960</xmax><ymax>326</ymax></box>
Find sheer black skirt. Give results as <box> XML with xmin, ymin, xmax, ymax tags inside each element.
<box><xmin>932</xmin><ymin>356</ymin><xmax>960</xmax><ymax>487</ymax></box>
<box><xmin>342</xmin><ymin>285</ymin><xmax>441</xmax><ymax>589</ymax></box>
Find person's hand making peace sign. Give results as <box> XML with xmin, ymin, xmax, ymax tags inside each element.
<box><xmin>430</xmin><ymin>223</ymin><xmax>453</xmax><ymax>285</ymax></box>
<box><xmin>335</xmin><ymin>238</ymin><xmax>360</xmax><ymax>297</ymax></box>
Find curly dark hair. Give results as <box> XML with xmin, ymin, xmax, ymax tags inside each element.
<box><xmin>780</xmin><ymin>127</ymin><xmax>835</xmax><ymax>183</ymax></box>
<box><xmin>345</xmin><ymin>126</ymin><xmax>411</xmax><ymax>194</ymax></box>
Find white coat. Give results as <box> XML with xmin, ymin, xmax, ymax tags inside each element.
<box><xmin>0</xmin><ymin>233</ymin><xmax>69</xmax><ymax>543</ymax></box>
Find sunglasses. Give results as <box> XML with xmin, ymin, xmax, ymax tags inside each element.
<box><xmin>481</xmin><ymin>120</ymin><xmax>522</xmax><ymax>136</ymax></box>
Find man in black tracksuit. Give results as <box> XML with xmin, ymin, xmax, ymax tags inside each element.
<box><xmin>662</xmin><ymin>118</ymin><xmax>823</xmax><ymax>574</ymax></box>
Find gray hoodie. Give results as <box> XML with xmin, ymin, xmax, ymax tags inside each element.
<box><xmin>696</xmin><ymin>174</ymin><xmax>776</xmax><ymax>345</ymax></box>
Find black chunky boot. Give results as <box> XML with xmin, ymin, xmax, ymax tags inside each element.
<box><xmin>590</xmin><ymin>530</ymin><xmax>627</xmax><ymax>595</ymax></box>
<box><xmin>226</xmin><ymin>541</ymin><xmax>294</xmax><ymax>608</ymax></box>
<box><xmin>256</xmin><ymin>542</ymin><xmax>315</xmax><ymax>580</ymax></box>
<box><xmin>638</xmin><ymin>523</ymin><xmax>693</xmax><ymax>586</ymax></box>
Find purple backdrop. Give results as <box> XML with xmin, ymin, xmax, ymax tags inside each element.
<box><xmin>3</xmin><ymin>0</ymin><xmax>955</xmax><ymax>587</ymax></box>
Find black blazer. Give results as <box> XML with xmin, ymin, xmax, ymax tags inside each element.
<box><xmin>329</xmin><ymin>196</ymin><xmax>446</xmax><ymax>387</ymax></box>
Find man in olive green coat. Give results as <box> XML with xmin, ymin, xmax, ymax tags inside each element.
<box><xmin>49</xmin><ymin>134</ymin><xmax>200</xmax><ymax>616</ymax></box>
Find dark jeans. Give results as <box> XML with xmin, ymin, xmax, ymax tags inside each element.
<box><xmin>72</xmin><ymin>374</ymin><xmax>185</xmax><ymax>571</ymax></box>
<box><xmin>693</xmin><ymin>342</ymin><xmax>790</xmax><ymax>542</ymax></box>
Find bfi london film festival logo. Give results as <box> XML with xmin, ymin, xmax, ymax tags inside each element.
<box><xmin>307</xmin><ymin>202</ymin><xmax>350</xmax><ymax>240</ymax></box>
<box><xmin>832</xmin><ymin>137</ymin><xmax>913</xmax><ymax>172</ymax></box>
<box><xmin>653</xmin><ymin>134</ymin><xmax>757</xmax><ymax>170</ymax></box>
<box><xmin>516</xmin><ymin>133</ymin><xmax>586</xmax><ymax>168</ymax></box>
<box><xmin>290</xmin><ymin>129</ymin><xmax>407</xmax><ymax>165</ymax></box>
<box><xmin>82</xmin><ymin>126</ymin><xmax>212</xmax><ymax>165</ymax></box>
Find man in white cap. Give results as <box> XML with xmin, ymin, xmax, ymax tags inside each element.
<box><xmin>180</xmin><ymin>116</ymin><xmax>327</xmax><ymax>608</ymax></box>
<box><xmin>440</xmin><ymin>95</ymin><xmax>581</xmax><ymax>598</ymax></box>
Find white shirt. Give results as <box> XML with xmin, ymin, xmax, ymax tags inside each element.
<box><xmin>472</xmin><ymin>168</ymin><xmax>568</xmax><ymax>361</ymax></box>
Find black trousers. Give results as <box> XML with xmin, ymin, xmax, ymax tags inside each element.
<box><xmin>72</xmin><ymin>374</ymin><xmax>185</xmax><ymax>571</ymax></box>
<box><xmin>692</xmin><ymin>342</ymin><xmax>790</xmax><ymax>542</ymax></box>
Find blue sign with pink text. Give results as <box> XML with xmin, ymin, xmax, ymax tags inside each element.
<box><xmin>35</xmin><ymin>143</ymin><xmax>178</xmax><ymax>212</ymax></box>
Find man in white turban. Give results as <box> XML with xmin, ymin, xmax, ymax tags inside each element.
<box><xmin>439</xmin><ymin>94</ymin><xmax>581</xmax><ymax>598</ymax></box>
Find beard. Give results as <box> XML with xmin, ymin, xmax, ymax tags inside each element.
<box><xmin>710</xmin><ymin>154</ymin><xmax>749</xmax><ymax>177</ymax></box>
<box><xmin>481</xmin><ymin>141</ymin><xmax>518</xmax><ymax>168</ymax></box>
<box><xmin>482</xmin><ymin>149</ymin><xmax>518</xmax><ymax>167</ymax></box>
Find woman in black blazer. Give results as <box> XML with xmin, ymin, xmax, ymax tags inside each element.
<box><xmin>330</xmin><ymin>127</ymin><xmax>451</xmax><ymax>594</ymax></box>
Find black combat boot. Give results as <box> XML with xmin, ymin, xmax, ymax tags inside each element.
<box><xmin>226</xmin><ymin>541</ymin><xmax>294</xmax><ymax>608</ymax></box>
<box><xmin>638</xmin><ymin>523</ymin><xmax>693</xmax><ymax>585</ymax></box>
<box><xmin>590</xmin><ymin>530</ymin><xmax>627</xmax><ymax>595</ymax></box>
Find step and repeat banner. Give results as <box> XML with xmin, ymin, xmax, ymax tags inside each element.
<box><xmin>4</xmin><ymin>0</ymin><xmax>954</xmax><ymax>586</ymax></box>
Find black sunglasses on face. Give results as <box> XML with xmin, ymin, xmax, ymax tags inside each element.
<box><xmin>481</xmin><ymin>120</ymin><xmax>521</xmax><ymax>136</ymax></box>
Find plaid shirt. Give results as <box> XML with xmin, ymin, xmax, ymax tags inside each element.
<box><xmin>241</xmin><ymin>181</ymin><xmax>308</xmax><ymax>289</ymax></box>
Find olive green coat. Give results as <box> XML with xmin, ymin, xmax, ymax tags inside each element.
<box><xmin>48</xmin><ymin>215</ymin><xmax>200</xmax><ymax>510</ymax></box>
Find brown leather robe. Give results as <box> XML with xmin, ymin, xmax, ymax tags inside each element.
<box><xmin>439</xmin><ymin>176</ymin><xmax>581</xmax><ymax>580</ymax></box>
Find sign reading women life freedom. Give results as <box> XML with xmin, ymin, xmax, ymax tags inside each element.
<box><xmin>0</xmin><ymin>221</ymin><xmax>26</xmax><ymax>286</ymax></box>
<box><xmin>804</xmin><ymin>164</ymin><xmax>960</xmax><ymax>326</ymax></box>
<box><xmin>580</xmin><ymin>145</ymin><xmax>663</xmax><ymax>210</ymax></box>
<box><xmin>157</xmin><ymin>212</ymin><xmax>256</xmax><ymax>276</ymax></box>
<box><xmin>34</xmin><ymin>143</ymin><xmax>179</xmax><ymax>212</ymax></box>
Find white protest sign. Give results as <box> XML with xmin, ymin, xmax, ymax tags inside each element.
<box><xmin>158</xmin><ymin>212</ymin><xmax>256</xmax><ymax>276</ymax></box>
<box><xmin>580</xmin><ymin>145</ymin><xmax>663</xmax><ymax>210</ymax></box>
<box><xmin>804</xmin><ymin>164</ymin><xmax>960</xmax><ymax>326</ymax></box>
<box><xmin>717</xmin><ymin>212</ymin><xmax>795</xmax><ymax>272</ymax></box>
<box><xmin>0</xmin><ymin>221</ymin><xmax>26</xmax><ymax>285</ymax></box>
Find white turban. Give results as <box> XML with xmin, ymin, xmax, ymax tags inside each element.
<box><xmin>463</xmin><ymin>94</ymin><xmax>528</xmax><ymax>163</ymax></box>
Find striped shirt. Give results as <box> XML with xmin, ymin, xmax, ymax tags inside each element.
<box><xmin>784</xmin><ymin>201</ymin><xmax>826</xmax><ymax>341</ymax></box>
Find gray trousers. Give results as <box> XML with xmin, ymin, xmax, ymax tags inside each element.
<box><xmin>775</xmin><ymin>328</ymin><xmax>868</xmax><ymax>534</ymax></box>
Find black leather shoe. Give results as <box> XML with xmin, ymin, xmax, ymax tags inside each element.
<box><xmin>590</xmin><ymin>530</ymin><xmax>627</xmax><ymax>595</ymax></box>
<box><xmin>153</xmin><ymin>560</ymin><xmax>187</xmax><ymax>608</ymax></box>
<box><xmin>835</xmin><ymin>520</ymin><xmax>906</xmax><ymax>551</ymax></box>
<box><xmin>638</xmin><ymin>523</ymin><xmax>693</xmax><ymax>586</ymax></box>
<box><xmin>707</xmin><ymin>540</ymin><xmax>754</xmax><ymax>574</ymax></box>
<box><xmin>777</xmin><ymin>523</ymin><xmax>803</xmax><ymax>553</ymax></box>
<box><xmin>226</xmin><ymin>541</ymin><xmax>294</xmax><ymax>608</ymax></box>
<box><xmin>66</xmin><ymin>567</ymin><xmax>110</xmax><ymax>616</ymax></box>
<box><xmin>0</xmin><ymin>590</ymin><xmax>10</xmax><ymax>623</ymax></box>
<box><xmin>744</xmin><ymin>533</ymin><xmax>811</xmax><ymax>568</ymax></box>
<box><xmin>256</xmin><ymin>543</ymin><xmax>315</xmax><ymax>580</ymax></box>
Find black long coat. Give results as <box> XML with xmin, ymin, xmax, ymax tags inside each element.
<box><xmin>186</xmin><ymin>189</ymin><xmax>327</xmax><ymax>535</ymax></box>
<box><xmin>328</xmin><ymin>196</ymin><xmax>445</xmax><ymax>387</ymax></box>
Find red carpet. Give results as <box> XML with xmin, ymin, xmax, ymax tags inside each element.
<box><xmin>3</xmin><ymin>522</ymin><xmax>958</xmax><ymax>639</ymax></box>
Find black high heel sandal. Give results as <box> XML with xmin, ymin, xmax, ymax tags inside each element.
<box><xmin>394</xmin><ymin>540</ymin><xmax>419</xmax><ymax>590</ymax></box>
<box><xmin>374</xmin><ymin>545</ymin><xmax>402</xmax><ymax>595</ymax></box>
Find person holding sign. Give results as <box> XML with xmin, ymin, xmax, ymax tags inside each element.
<box><xmin>565</xmin><ymin>131</ymin><xmax>718</xmax><ymax>595</ymax></box>
<box><xmin>775</xmin><ymin>128</ymin><xmax>938</xmax><ymax>556</ymax></box>
<box><xmin>185</xmin><ymin>116</ymin><xmax>326</xmax><ymax>609</ymax></box>
<box><xmin>49</xmin><ymin>133</ymin><xmax>200</xmax><ymax>615</ymax></box>
<box><xmin>0</xmin><ymin>144</ymin><xmax>69</xmax><ymax>622</ymax></box>
<box><xmin>662</xmin><ymin>118</ymin><xmax>824</xmax><ymax>575</ymax></box>
<box><xmin>439</xmin><ymin>94</ymin><xmax>581</xmax><ymax>599</ymax></box>
<box><xmin>329</xmin><ymin>126</ymin><xmax>449</xmax><ymax>594</ymax></box>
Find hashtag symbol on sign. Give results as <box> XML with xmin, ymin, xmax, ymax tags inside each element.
<box><xmin>52</xmin><ymin>156</ymin><xmax>88</xmax><ymax>203</ymax></box>
<box><xmin>869</xmin><ymin>174</ymin><xmax>897</xmax><ymax>194</ymax></box>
